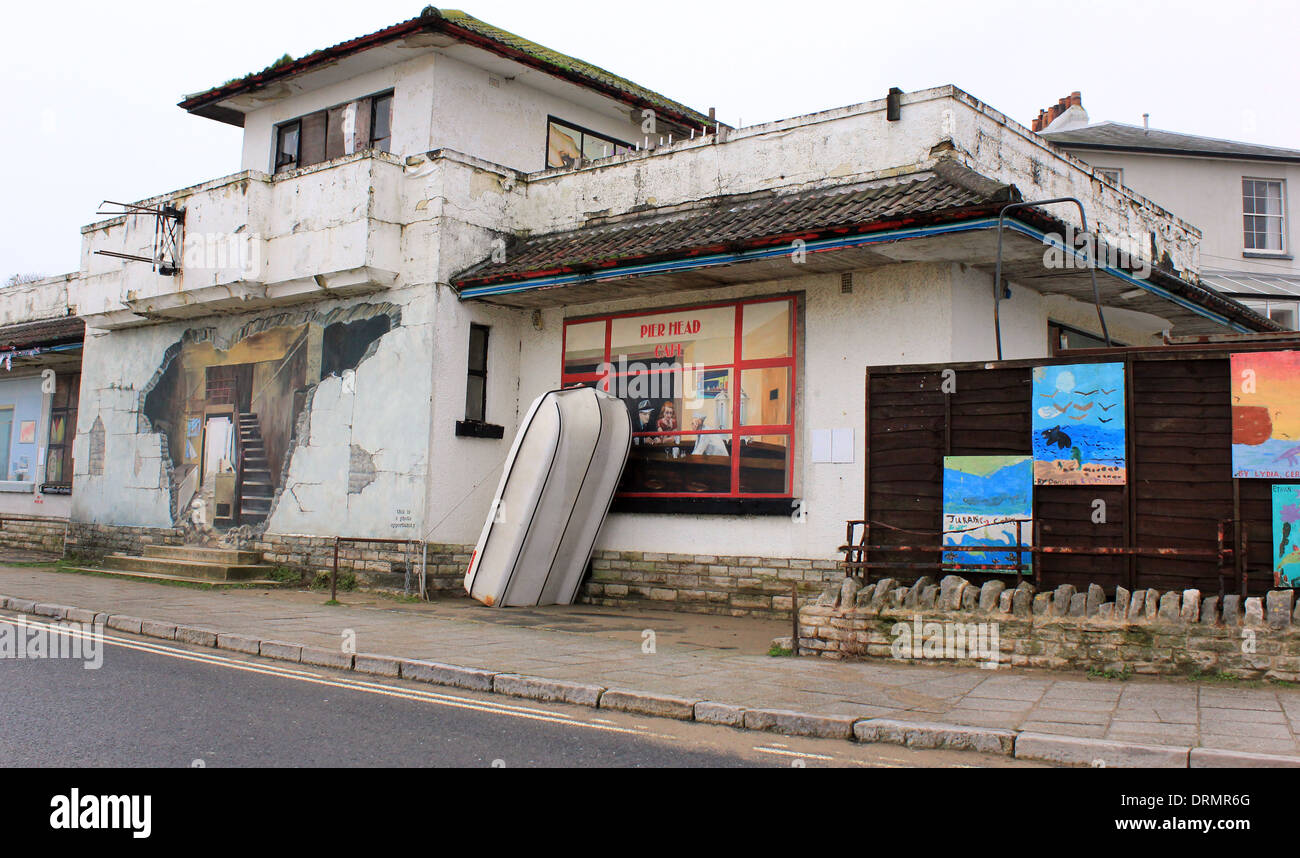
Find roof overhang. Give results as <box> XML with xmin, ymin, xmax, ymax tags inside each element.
<box><xmin>454</xmin><ymin>216</ymin><xmax>1275</xmax><ymax>336</ymax></box>
<box><xmin>180</xmin><ymin>8</ymin><xmax>717</xmax><ymax>132</ymax></box>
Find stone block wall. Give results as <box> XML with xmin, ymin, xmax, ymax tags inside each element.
<box><xmin>581</xmin><ymin>550</ymin><xmax>837</xmax><ymax>618</ymax></box>
<box><xmin>66</xmin><ymin>523</ymin><xmax>468</xmax><ymax>594</ymax></box>
<box><xmin>0</xmin><ymin>516</ymin><xmax>68</xmax><ymax>554</ymax></box>
<box><xmin>797</xmin><ymin>574</ymin><xmax>1300</xmax><ymax>680</ymax></box>
<box><xmin>64</xmin><ymin>523</ymin><xmax>834</xmax><ymax>615</ymax></box>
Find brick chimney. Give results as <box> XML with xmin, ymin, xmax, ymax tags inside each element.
<box><xmin>1031</xmin><ymin>91</ymin><xmax>1085</xmax><ymax>133</ymax></box>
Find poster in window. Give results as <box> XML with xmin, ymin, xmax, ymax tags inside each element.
<box><xmin>18</xmin><ymin>421</ymin><xmax>35</xmax><ymax>444</ymax></box>
<box><xmin>1031</xmin><ymin>362</ymin><xmax>1126</xmax><ymax>485</ymax></box>
<box><xmin>942</xmin><ymin>455</ymin><xmax>1033</xmax><ymax>572</ymax></box>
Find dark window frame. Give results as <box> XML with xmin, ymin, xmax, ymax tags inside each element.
<box><xmin>465</xmin><ymin>324</ymin><xmax>489</xmax><ymax>423</ymax></box>
<box><xmin>272</xmin><ymin>89</ymin><xmax>395</xmax><ymax>174</ymax></box>
<box><xmin>545</xmin><ymin>115</ymin><xmax>632</xmax><ymax>169</ymax></box>
<box><xmin>43</xmin><ymin>372</ymin><xmax>79</xmax><ymax>492</ymax></box>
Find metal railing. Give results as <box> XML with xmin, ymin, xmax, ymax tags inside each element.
<box><xmin>839</xmin><ymin>518</ymin><xmax>1240</xmax><ymax>597</ymax></box>
<box><xmin>330</xmin><ymin>536</ymin><xmax>427</xmax><ymax>601</ymax></box>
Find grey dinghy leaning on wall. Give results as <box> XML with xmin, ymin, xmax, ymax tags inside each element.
<box><xmin>465</xmin><ymin>387</ymin><xmax>632</xmax><ymax>607</ymax></box>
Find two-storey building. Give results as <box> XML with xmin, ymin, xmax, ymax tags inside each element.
<box><xmin>12</xmin><ymin>8</ymin><xmax>1279</xmax><ymax>614</ymax></box>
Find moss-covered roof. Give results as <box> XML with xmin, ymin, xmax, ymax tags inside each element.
<box><xmin>180</xmin><ymin>8</ymin><xmax>718</xmax><ymax>130</ymax></box>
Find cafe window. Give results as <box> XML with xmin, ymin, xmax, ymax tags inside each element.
<box><xmin>562</xmin><ymin>296</ymin><xmax>796</xmax><ymax>498</ymax></box>
<box><xmin>44</xmin><ymin>373</ymin><xmax>78</xmax><ymax>491</ymax></box>
<box><xmin>274</xmin><ymin>90</ymin><xmax>394</xmax><ymax>173</ymax></box>
<box><xmin>546</xmin><ymin>117</ymin><xmax>632</xmax><ymax>169</ymax></box>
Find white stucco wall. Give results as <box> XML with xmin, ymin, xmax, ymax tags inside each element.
<box><xmin>1054</xmin><ymin>148</ymin><xmax>1300</xmax><ymax>279</ymax></box>
<box><xmin>237</xmin><ymin>48</ymin><xmax>657</xmax><ymax>176</ymax></box>
<box><xmin>419</xmin><ymin>261</ymin><xmax>1062</xmax><ymax>561</ymax></box>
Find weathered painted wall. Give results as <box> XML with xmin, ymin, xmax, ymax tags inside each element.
<box><xmin>70</xmin><ymin>291</ymin><xmax>431</xmax><ymax>541</ymax></box>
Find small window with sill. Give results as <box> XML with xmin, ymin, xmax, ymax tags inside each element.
<box><xmin>1243</xmin><ymin>178</ymin><xmax>1286</xmax><ymax>253</ymax></box>
<box><xmin>456</xmin><ymin>324</ymin><xmax>503</xmax><ymax>438</ymax></box>
<box><xmin>274</xmin><ymin>90</ymin><xmax>394</xmax><ymax>173</ymax></box>
<box><xmin>1095</xmin><ymin>167</ymin><xmax>1123</xmax><ymax>185</ymax></box>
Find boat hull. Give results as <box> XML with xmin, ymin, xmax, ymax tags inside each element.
<box><xmin>464</xmin><ymin>387</ymin><xmax>632</xmax><ymax>607</ymax></box>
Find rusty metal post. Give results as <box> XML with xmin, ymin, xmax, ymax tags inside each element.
<box><xmin>791</xmin><ymin>582</ymin><xmax>800</xmax><ymax>656</ymax></box>
<box><xmin>331</xmin><ymin>536</ymin><xmax>339</xmax><ymax>602</ymax></box>
<box><xmin>1241</xmin><ymin>523</ymin><xmax>1249</xmax><ymax>598</ymax></box>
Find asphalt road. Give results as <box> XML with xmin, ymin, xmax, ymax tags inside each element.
<box><xmin>0</xmin><ymin>614</ymin><xmax>1035</xmax><ymax>767</ymax></box>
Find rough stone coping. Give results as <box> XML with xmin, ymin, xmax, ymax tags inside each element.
<box><xmin>5</xmin><ymin>590</ymin><xmax>1300</xmax><ymax>769</ymax></box>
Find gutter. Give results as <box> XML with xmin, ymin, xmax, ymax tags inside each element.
<box><xmin>1047</xmin><ymin>140</ymin><xmax>1300</xmax><ymax>165</ymax></box>
<box><xmin>455</xmin><ymin>214</ymin><xmax>1276</xmax><ymax>334</ymax></box>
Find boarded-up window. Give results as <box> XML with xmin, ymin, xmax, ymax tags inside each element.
<box><xmin>272</xmin><ymin>90</ymin><xmax>394</xmax><ymax>173</ymax></box>
<box><xmin>298</xmin><ymin>112</ymin><xmax>327</xmax><ymax>168</ymax></box>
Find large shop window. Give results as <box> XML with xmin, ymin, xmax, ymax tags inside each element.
<box><xmin>562</xmin><ymin>296</ymin><xmax>796</xmax><ymax>499</ymax></box>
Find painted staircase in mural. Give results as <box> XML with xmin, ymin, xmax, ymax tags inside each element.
<box><xmin>68</xmin><ymin>545</ymin><xmax>283</xmax><ymax>586</ymax></box>
<box><xmin>237</xmin><ymin>413</ymin><xmax>273</xmax><ymax>526</ymax></box>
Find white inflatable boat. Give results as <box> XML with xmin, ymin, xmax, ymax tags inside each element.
<box><xmin>464</xmin><ymin>386</ymin><xmax>632</xmax><ymax>607</ymax></box>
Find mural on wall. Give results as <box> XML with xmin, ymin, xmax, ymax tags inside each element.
<box><xmin>1031</xmin><ymin>362</ymin><xmax>1126</xmax><ymax>485</ymax></box>
<box><xmin>1273</xmin><ymin>484</ymin><xmax>1300</xmax><ymax>588</ymax></box>
<box><xmin>942</xmin><ymin>455</ymin><xmax>1033</xmax><ymax>572</ymax></box>
<box><xmin>1231</xmin><ymin>351</ymin><xmax>1300</xmax><ymax>479</ymax></box>
<box><xmin>141</xmin><ymin>304</ymin><xmax>397</xmax><ymax>533</ymax></box>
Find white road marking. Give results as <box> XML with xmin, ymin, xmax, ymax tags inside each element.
<box><xmin>0</xmin><ymin>614</ymin><xmax>676</xmax><ymax>739</ymax></box>
<box><xmin>753</xmin><ymin>745</ymin><xmax>835</xmax><ymax>761</ymax></box>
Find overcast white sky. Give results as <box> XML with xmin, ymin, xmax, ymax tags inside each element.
<box><xmin>2</xmin><ymin>0</ymin><xmax>1296</xmax><ymax>278</ymax></box>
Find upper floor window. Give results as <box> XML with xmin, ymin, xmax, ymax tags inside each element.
<box><xmin>274</xmin><ymin>91</ymin><xmax>394</xmax><ymax>173</ymax></box>
<box><xmin>546</xmin><ymin>117</ymin><xmax>631</xmax><ymax>169</ymax></box>
<box><xmin>1095</xmin><ymin>167</ymin><xmax>1123</xmax><ymax>185</ymax></box>
<box><xmin>1243</xmin><ymin>178</ymin><xmax>1286</xmax><ymax>253</ymax></box>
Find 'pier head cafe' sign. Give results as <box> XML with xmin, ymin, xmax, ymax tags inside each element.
<box><xmin>561</xmin><ymin>296</ymin><xmax>796</xmax><ymax>499</ymax></box>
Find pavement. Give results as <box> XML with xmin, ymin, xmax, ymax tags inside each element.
<box><xmin>6</xmin><ymin>561</ymin><xmax>1300</xmax><ymax>767</ymax></box>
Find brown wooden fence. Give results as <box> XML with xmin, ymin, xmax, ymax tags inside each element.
<box><xmin>861</xmin><ymin>338</ymin><xmax>1300</xmax><ymax>597</ymax></box>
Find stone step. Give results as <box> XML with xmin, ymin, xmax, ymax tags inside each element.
<box><xmin>241</xmin><ymin>497</ymin><xmax>272</xmax><ymax>511</ymax></box>
<box><xmin>101</xmin><ymin>554</ymin><xmax>275</xmax><ymax>581</ymax></box>
<box><xmin>143</xmin><ymin>545</ymin><xmax>264</xmax><ymax>565</ymax></box>
<box><xmin>65</xmin><ymin>567</ymin><xmax>285</xmax><ymax>589</ymax></box>
<box><xmin>241</xmin><ymin>485</ymin><xmax>273</xmax><ymax>498</ymax></box>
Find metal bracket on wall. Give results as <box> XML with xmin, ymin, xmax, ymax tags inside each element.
<box><xmin>93</xmin><ymin>200</ymin><xmax>184</xmax><ymax>276</ymax></box>
<box><xmin>992</xmin><ymin>198</ymin><xmax>1110</xmax><ymax>360</ymax></box>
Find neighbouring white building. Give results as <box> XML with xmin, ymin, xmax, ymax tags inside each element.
<box><xmin>1036</xmin><ymin>92</ymin><xmax>1300</xmax><ymax>334</ymax></box>
<box><xmin>0</xmin><ymin>8</ymin><xmax>1280</xmax><ymax>614</ymax></box>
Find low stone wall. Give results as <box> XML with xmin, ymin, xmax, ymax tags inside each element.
<box><xmin>65</xmin><ymin>523</ymin><xmax>468</xmax><ymax>594</ymax></box>
<box><xmin>797</xmin><ymin>574</ymin><xmax>1300</xmax><ymax>680</ymax></box>
<box><xmin>0</xmin><ymin>515</ymin><xmax>67</xmax><ymax>554</ymax></box>
<box><xmin>582</xmin><ymin>549</ymin><xmax>837</xmax><ymax>618</ymax></box>
<box><xmin>64</xmin><ymin>523</ymin><xmax>833</xmax><ymax>615</ymax></box>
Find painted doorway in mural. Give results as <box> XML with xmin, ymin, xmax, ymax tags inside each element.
<box><xmin>0</xmin><ymin>407</ymin><xmax>11</xmax><ymax>479</ymax></box>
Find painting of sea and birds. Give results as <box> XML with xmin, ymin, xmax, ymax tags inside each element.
<box><xmin>942</xmin><ymin>455</ymin><xmax>1033</xmax><ymax>572</ymax></box>
<box><xmin>1031</xmin><ymin>363</ymin><xmax>1126</xmax><ymax>485</ymax></box>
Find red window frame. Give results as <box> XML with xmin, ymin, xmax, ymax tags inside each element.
<box><xmin>561</xmin><ymin>295</ymin><xmax>797</xmax><ymax>499</ymax></box>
